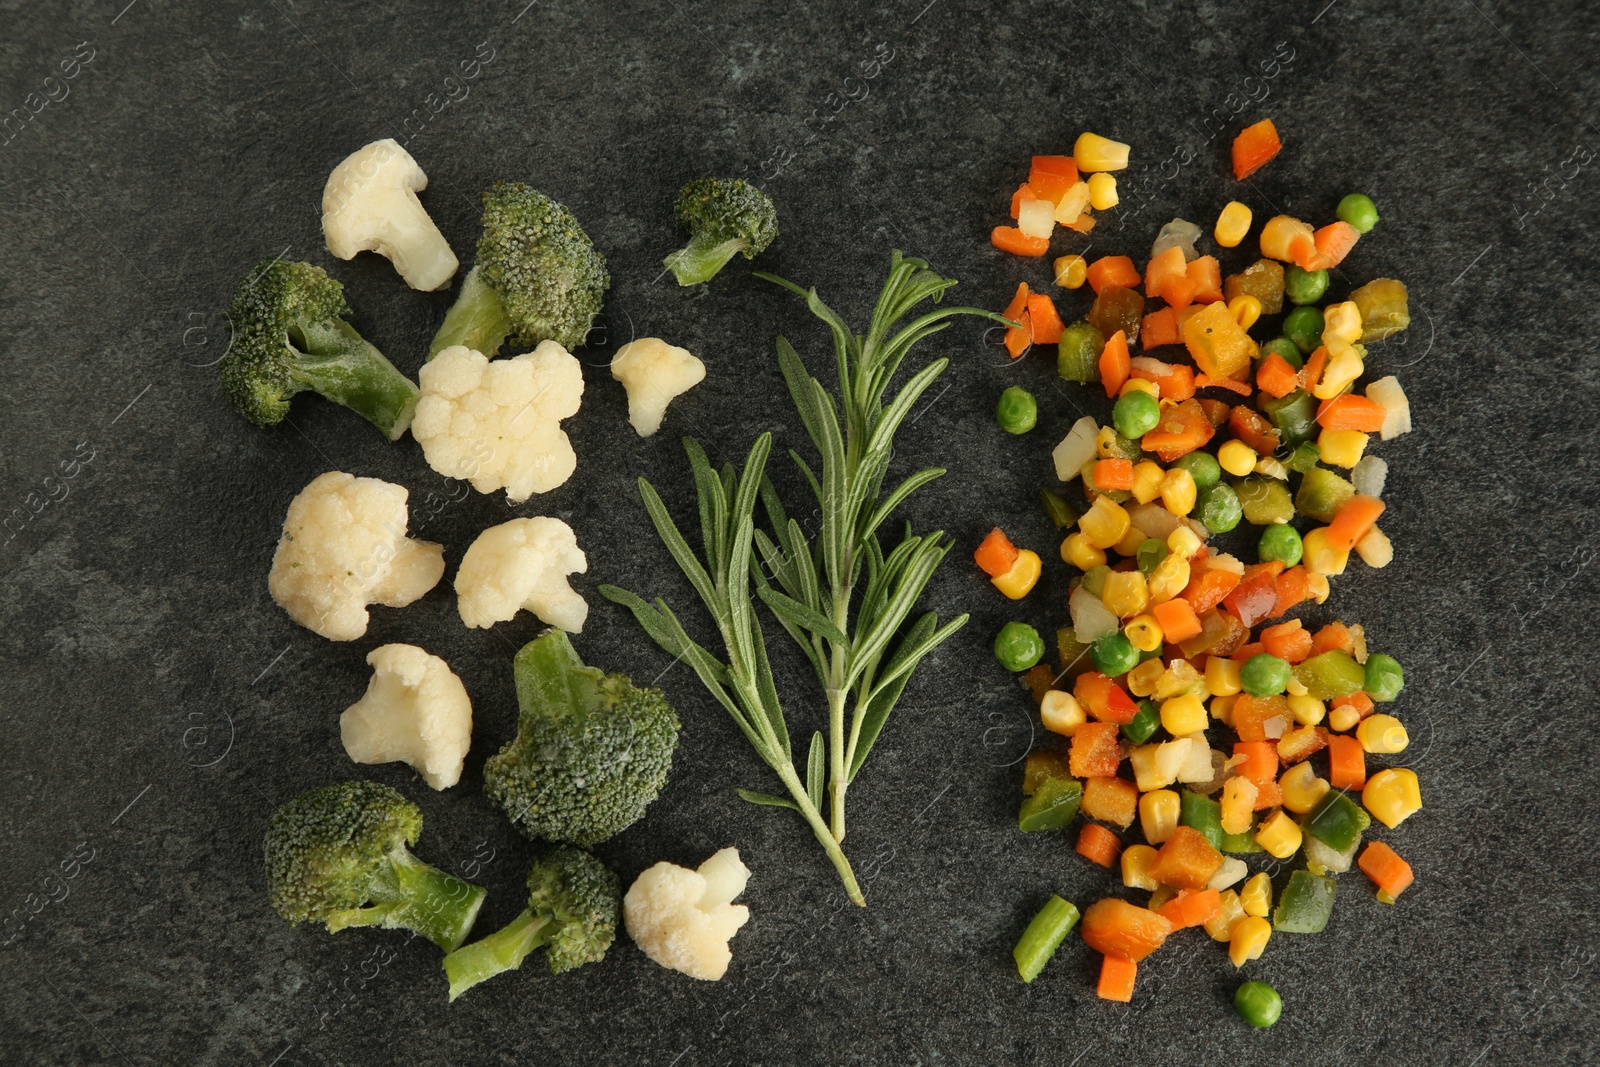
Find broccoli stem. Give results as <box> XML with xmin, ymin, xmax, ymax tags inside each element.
<box><xmin>286</xmin><ymin>318</ymin><xmax>420</xmax><ymax>441</ymax></box>
<box><xmin>664</xmin><ymin>233</ymin><xmax>751</xmax><ymax>287</ymax></box>
<box><xmin>323</xmin><ymin>846</ymin><xmax>487</xmax><ymax>952</ymax></box>
<box><xmin>429</xmin><ymin>265</ymin><xmax>514</xmax><ymax>359</ymax></box>
<box><xmin>441</xmin><ymin>909</ymin><xmax>552</xmax><ymax>1001</ymax></box>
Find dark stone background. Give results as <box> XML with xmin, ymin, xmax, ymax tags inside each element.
<box><xmin>1</xmin><ymin>1</ymin><xmax>1596</xmax><ymax>1064</ymax></box>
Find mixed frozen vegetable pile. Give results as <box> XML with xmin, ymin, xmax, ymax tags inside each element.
<box><xmin>978</xmin><ymin>122</ymin><xmax>1422</xmax><ymax>1022</ymax></box>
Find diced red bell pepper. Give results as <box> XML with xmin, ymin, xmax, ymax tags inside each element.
<box><xmin>1222</xmin><ymin>561</ymin><xmax>1285</xmax><ymax>627</ymax></box>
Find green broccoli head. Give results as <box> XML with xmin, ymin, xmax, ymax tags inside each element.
<box><xmin>221</xmin><ymin>260</ymin><xmax>420</xmax><ymax>440</ymax></box>
<box><xmin>665</xmin><ymin>177</ymin><xmax>778</xmax><ymax>286</ymax></box>
<box><xmin>483</xmin><ymin>629</ymin><xmax>680</xmax><ymax>848</ymax></box>
<box><xmin>263</xmin><ymin>780</ymin><xmax>486</xmax><ymax>952</ymax></box>
<box><xmin>440</xmin><ymin>845</ymin><xmax>619</xmax><ymax>1001</ymax></box>
<box><xmin>428</xmin><ymin>182</ymin><xmax>609</xmax><ymax>358</ymax></box>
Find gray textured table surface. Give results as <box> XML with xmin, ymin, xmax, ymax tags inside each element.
<box><xmin>2</xmin><ymin>1</ymin><xmax>1597</xmax><ymax>1064</ymax></box>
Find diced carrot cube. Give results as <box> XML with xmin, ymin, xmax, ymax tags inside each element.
<box><xmin>1148</xmin><ymin>826</ymin><xmax>1225</xmax><ymax>890</ymax></box>
<box><xmin>1080</xmin><ymin>898</ymin><xmax>1173</xmax><ymax>963</ymax></box>
<box><xmin>1069</xmin><ymin>721</ymin><xmax>1123</xmax><ymax>778</ymax></box>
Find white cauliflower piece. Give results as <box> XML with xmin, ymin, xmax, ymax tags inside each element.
<box><xmin>412</xmin><ymin>343</ymin><xmax>584</xmax><ymax>503</ymax></box>
<box><xmin>340</xmin><ymin>644</ymin><xmax>472</xmax><ymax>789</ymax></box>
<box><xmin>455</xmin><ymin>517</ymin><xmax>588</xmax><ymax>631</ymax></box>
<box><xmin>610</xmin><ymin>337</ymin><xmax>706</xmax><ymax>437</ymax></box>
<box><xmin>623</xmin><ymin>847</ymin><xmax>751</xmax><ymax>981</ymax></box>
<box><xmin>322</xmin><ymin>139</ymin><xmax>459</xmax><ymax>291</ymax></box>
<box><xmin>267</xmin><ymin>471</ymin><xmax>445</xmax><ymax>641</ymax></box>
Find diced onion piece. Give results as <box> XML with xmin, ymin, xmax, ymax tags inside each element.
<box><xmin>1208</xmin><ymin>857</ymin><xmax>1249</xmax><ymax>890</ymax></box>
<box><xmin>1365</xmin><ymin>376</ymin><xmax>1412</xmax><ymax>440</ymax></box>
<box><xmin>1017</xmin><ymin>197</ymin><xmax>1056</xmax><ymax>240</ymax></box>
<box><xmin>1053</xmin><ymin>416</ymin><xmax>1101</xmax><ymax>481</ymax></box>
<box><xmin>1303</xmin><ymin>832</ymin><xmax>1357</xmax><ymax>874</ymax></box>
<box><xmin>1176</xmin><ymin>734</ymin><xmax>1216</xmax><ymax>782</ymax></box>
<box><xmin>1355</xmin><ymin>524</ymin><xmax>1393</xmax><ymax>568</ymax></box>
<box><xmin>1151</xmin><ymin>218</ymin><xmax>1202</xmax><ymax>263</ymax></box>
<box><xmin>1262</xmin><ymin>715</ymin><xmax>1289</xmax><ymax>740</ymax></box>
<box><xmin>1253</xmin><ymin>456</ymin><xmax>1289</xmax><ymax>480</ymax></box>
<box><xmin>1352</xmin><ymin>455</ymin><xmax>1388</xmax><ymax>498</ymax></box>
<box><xmin>1071</xmin><ymin>584</ymin><xmax>1121</xmax><ymax>643</ymax></box>
<box><xmin>1207</xmin><ymin>552</ymin><xmax>1246</xmax><ymax>575</ymax></box>
<box><xmin>1053</xmin><ymin>181</ymin><xmax>1091</xmax><ymax>224</ymax></box>
<box><xmin>1155</xmin><ymin>738</ymin><xmax>1192</xmax><ymax>782</ymax></box>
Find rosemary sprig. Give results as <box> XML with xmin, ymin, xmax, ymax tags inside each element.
<box><xmin>600</xmin><ymin>252</ymin><xmax>1006</xmax><ymax>904</ymax></box>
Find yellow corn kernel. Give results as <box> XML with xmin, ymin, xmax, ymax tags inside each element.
<box><xmin>1159</xmin><ymin>467</ymin><xmax>1197</xmax><ymax>517</ymax></box>
<box><xmin>1327</xmin><ymin>702</ymin><xmax>1363</xmax><ymax>733</ymax></box>
<box><xmin>1206</xmin><ymin>889</ymin><xmax>1247</xmax><ymax>942</ymax></box>
<box><xmin>1131</xmin><ymin>460</ymin><xmax>1166</xmax><ymax>505</ymax></box>
<box><xmin>991</xmin><ymin>548</ymin><xmax>1042</xmax><ymax>599</ymax></box>
<box><xmin>1062</xmin><ymin>532</ymin><xmax>1107</xmax><ymax>570</ymax></box>
<box><xmin>1229</xmin><ymin>916</ymin><xmax>1272</xmax><ymax>967</ymax></box>
<box><xmin>1363</xmin><ymin>767</ymin><xmax>1422</xmax><ymax>828</ymax></box>
<box><xmin>1074</xmin><ymin>131</ymin><xmax>1131</xmax><ymax>172</ymax></box>
<box><xmin>1120</xmin><ymin>376</ymin><xmax>1161</xmax><ymax>399</ymax></box>
<box><xmin>1255</xmin><ymin>460</ymin><xmax>1290</xmax><ymax>485</ymax></box>
<box><xmin>1053</xmin><ymin>254</ymin><xmax>1088</xmax><ymax>289</ymax></box>
<box><xmin>1314</xmin><ymin>343</ymin><xmax>1366</xmax><ymax>400</ymax></box>
<box><xmin>1126</xmin><ymin>657</ymin><xmax>1166</xmax><ymax>697</ymax></box>
<box><xmin>1079</xmin><ymin>496</ymin><xmax>1131</xmax><ymax>550</ymax></box>
<box><xmin>1102</xmin><ymin>569</ymin><xmax>1150</xmax><ymax>618</ymax></box>
<box><xmin>1114</xmin><ymin>523</ymin><xmax>1149</xmax><ymax>558</ymax></box>
<box><xmin>1254</xmin><ymin>810</ymin><xmax>1303</xmax><ymax>859</ymax></box>
<box><xmin>1357</xmin><ymin>713</ymin><xmax>1409</xmax><ymax>754</ymax></box>
<box><xmin>1166</xmin><ymin>525</ymin><xmax>1202</xmax><ymax>559</ymax></box>
<box><xmin>1321</xmin><ymin>300</ymin><xmax>1364</xmax><ymax>352</ymax></box>
<box><xmin>1210</xmin><ymin>693</ymin><xmax>1237</xmax><ymax>726</ymax></box>
<box><xmin>1280</xmin><ymin>761</ymin><xmax>1330</xmax><ymax>815</ymax></box>
<box><xmin>1094</xmin><ymin>425</ymin><xmax>1125</xmax><ymax>459</ymax></box>
<box><xmin>1040</xmin><ymin>690</ymin><xmax>1085</xmax><ymax>736</ymax></box>
<box><xmin>1087</xmin><ymin>171</ymin><xmax>1120</xmax><ymax>209</ymax></box>
<box><xmin>1217</xmin><ymin>439</ymin><xmax>1257</xmax><ymax>477</ymax></box>
<box><xmin>1239</xmin><ymin>872</ymin><xmax>1273</xmax><ymax>917</ymax></box>
<box><xmin>1214</xmin><ymin>200</ymin><xmax>1253</xmax><ymax>248</ymax></box>
<box><xmin>1128</xmin><ymin>743</ymin><xmax>1175</xmax><ymax>792</ymax></box>
<box><xmin>1205</xmin><ymin>655</ymin><xmax>1243</xmax><ymax>697</ymax></box>
<box><xmin>1139</xmin><ymin>789</ymin><xmax>1181</xmax><ymax>845</ymax></box>
<box><xmin>1153</xmin><ymin>659</ymin><xmax>1203</xmax><ymax>701</ymax></box>
<box><xmin>1146</xmin><ymin>552</ymin><xmax>1191</xmax><ymax>604</ymax></box>
<box><xmin>1287</xmin><ymin>693</ymin><xmax>1325</xmax><ymax>726</ymax></box>
<box><xmin>1318</xmin><ymin>429</ymin><xmax>1370</xmax><ymax>469</ymax></box>
<box><xmin>1125</xmin><ymin>615</ymin><xmax>1164</xmax><ymax>653</ymax></box>
<box><xmin>1228</xmin><ymin>295</ymin><xmax>1262</xmax><ymax>331</ymax></box>
<box><xmin>1285</xmin><ymin>672</ymin><xmax>1310</xmax><ymax>697</ymax></box>
<box><xmin>1220</xmin><ymin>776</ymin><xmax>1257</xmax><ymax>834</ymax></box>
<box><xmin>1302</xmin><ymin>527</ymin><xmax>1349</xmax><ymax>576</ymax></box>
<box><xmin>1307</xmin><ymin>571</ymin><xmax>1331</xmax><ymax>604</ymax></box>
<box><xmin>1160</xmin><ymin>693</ymin><xmax>1208</xmax><ymax>736</ymax></box>
<box><xmin>1121</xmin><ymin>843</ymin><xmax>1159</xmax><ymax>890</ymax></box>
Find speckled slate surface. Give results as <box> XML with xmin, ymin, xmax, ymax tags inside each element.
<box><xmin>2</xmin><ymin>1</ymin><xmax>1597</xmax><ymax>1064</ymax></box>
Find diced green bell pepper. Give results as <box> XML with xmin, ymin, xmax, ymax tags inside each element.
<box><xmin>1304</xmin><ymin>790</ymin><xmax>1371</xmax><ymax>852</ymax></box>
<box><xmin>1018</xmin><ymin>776</ymin><xmax>1083</xmax><ymax>832</ymax></box>
<box><xmin>1260</xmin><ymin>389</ymin><xmax>1317</xmax><ymax>446</ymax></box>
<box><xmin>1293</xmin><ymin>650</ymin><xmax>1367</xmax><ymax>700</ymax></box>
<box><xmin>1273</xmin><ymin>869</ymin><xmax>1337</xmax><ymax>933</ymax></box>
<box><xmin>1014</xmin><ymin>895</ymin><xmax>1081</xmax><ymax>982</ymax></box>
<box><xmin>1284</xmin><ymin>440</ymin><xmax>1322</xmax><ymax>474</ymax></box>
<box><xmin>1039</xmin><ymin>488</ymin><xmax>1079</xmax><ymax>530</ymax></box>
<box><xmin>1295</xmin><ymin>466</ymin><xmax>1356</xmax><ymax>523</ymax></box>
<box><xmin>1056</xmin><ymin>628</ymin><xmax>1094</xmax><ymax>679</ymax></box>
<box><xmin>1235</xmin><ymin>477</ymin><xmax>1296</xmax><ymax>525</ymax></box>
<box><xmin>1222</xmin><ymin>829</ymin><xmax>1265</xmax><ymax>854</ymax></box>
<box><xmin>1123</xmin><ymin>700</ymin><xmax>1161</xmax><ymax>745</ymax></box>
<box><xmin>1180</xmin><ymin>791</ymin><xmax>1225</xmax><ymax>850</ymax></box>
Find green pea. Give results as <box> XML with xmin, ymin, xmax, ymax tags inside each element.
<box><xmin>1235</xmin><ymin>981</ymin><xmax>1283</xmax><ymax>1029</ymax></box>
<box><xmin>1135</xmin><ymin>538</ymin><xmax>1168</xmax><ymax>575</ymax></box>
<box><xmin>1364</xmin><ymin>653</ymin><xmax>1405</xmax><ymax>702</ymax></box>
<box><xmin>1196</xmin><ymin>483</ymin><xmax>1242</xmax><ymax>533</ymax></box>
<box><xmin>1113</xmin><ymin>390</ymin><xmax>1161</xmax><ymax>439</ymax></box>
<box><xmin>1175</xmin><ymin>450</ymin><xmax>1222</xmax><ymax>491</ymax></box>
<box><xmin>1057</xmin><ymin>322</ymin><xmax>1105</xmax><ymax>383</ymax></box>
<box><xmin>1284</xmin><ymin>266</ymin><xmax>1330</xmax><ymax>306</ymax></box>
<box><xmin>1258</xmin><ymin>523</ymin><xmax>1304</xmax><ymax>566</ymax></box>
<box><xmin>1091</xmin><ymin>631</ymin><xmax>1140</xmax><ymax>677</ymax></box>
<box><xmin>1283</xmin><ymin>306</ymin><xmax>1325</xmax><ymax>354</ymax></box>
<box><xmin>1240</xmin><ymin>653</ymin><xmax>1291</xmax><ymax>696</ymax></box>
<box><xmin>994</xmin><ymin>622</ymin><xmax>1045</xmax><ymax>672</ymax></box>
<box><xmin>1260</xmin><ymin>336</ymin><xmax>1303</xmax><ymax>369</ymax></box>
<box><xmin>1337</xmin><ymin>193</ymin><xmax>1380</xmax><ymax>234</ymax></box>
<box><xmin>996</xmin><ymin>386</ymin><xmax>1038</xmax><ymax>434</ymax></box>
<box><xmin>1123</xmin><ymin>700</ymin><xmax>1161</xmax><ymax>745</ymax></box>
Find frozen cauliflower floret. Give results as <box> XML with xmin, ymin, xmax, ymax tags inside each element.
<box><xmin>340</xmin><ymin>644</ymin><xmax>473</xmax><ymax>789</ymax></box>
<box><xmin>322</xmin><ymin>139</ymin><xmax>459</xmax><ymax>291</ymax></box>
<box><xmin>267</xmin><ymin>471</ymin><xmax>445</xmax><ymax>641</ymax></box>
<box><xmin>610</xmin><ymin>337</ymin><xmax>706</xmax><ymax>437</ymax></box>
<box><xmin>455</xmin><ymin>517</ymin><xmax>588</xmax><ymax>631</ymax></box>
<box><xmin>623</xmin><ymin>847</ymin><xmax>751</xmax><ymax>981</ymax></box>
<box><xmin>412</xmin><ymin>343</ymin><xmax>584</xmax><ymax>503</ymax></box>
